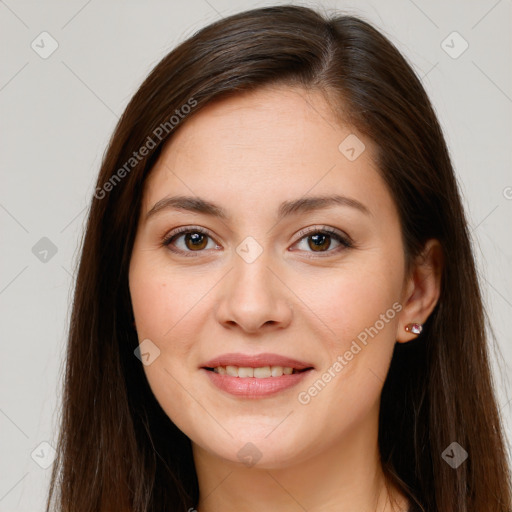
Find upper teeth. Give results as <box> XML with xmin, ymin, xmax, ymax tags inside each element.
<box><xmin>214</xmin><ymin>365</ymin><xmax>295</xmax><ymax>378</ymax></box>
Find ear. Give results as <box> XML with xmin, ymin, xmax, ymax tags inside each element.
<box><xmin>396</xmin><ymin>239</ymin><xmax>444</xmax><ymax>343</ymax></box>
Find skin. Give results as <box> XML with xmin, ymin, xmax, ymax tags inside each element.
<box><xmin>128</xmin><ymin>84</ymin><xmax>443</xmax><ymax>512</ymax></box>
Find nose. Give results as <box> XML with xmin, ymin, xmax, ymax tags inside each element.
<box><xmin>214</xmin><ymin>249</ymin><xmax>293</xmax><ymax>334</ymax></box>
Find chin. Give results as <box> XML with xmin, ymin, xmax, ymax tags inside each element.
<box><xmin>195</xmin><ymin>427</ymin><xmax>313</xmax><ymax>470</ymax></box>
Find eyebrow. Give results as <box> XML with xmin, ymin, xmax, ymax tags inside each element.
<box><xmin>145</xmin><ymin>193</ymin><xmax>371</xmax><ymax>222</ymax></box>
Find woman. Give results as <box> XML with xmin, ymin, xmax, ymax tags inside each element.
<box><xmin>46</xmin><ymin>5</ymin><xmax>512</xmax><ymax>511</ymax></box>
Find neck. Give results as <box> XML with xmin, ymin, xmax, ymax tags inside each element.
<box><xmin>192</xmin><ymin>412</ymin><xmax>409</xmax><ymax>512</ymax></box>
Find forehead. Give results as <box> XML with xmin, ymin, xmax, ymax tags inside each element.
<box><xmin>161</xmin><ymin>85</ymin><xmax>349</xmax><ymax>160</ymax></box>
<box><xmin>141</xmin><ymin>85</ymin><xmax>390</xmax><ymax>219</ymax></box>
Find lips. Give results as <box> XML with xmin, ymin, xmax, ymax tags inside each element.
<box><xmin>200</xmin><ymin>352</ymin><xmax>314</xmax><ymax>398</ymax></box>
<box><xmin>201</xmin><ymin>352</ymin><xmax>314</xmax><ymax>371</ymax></box>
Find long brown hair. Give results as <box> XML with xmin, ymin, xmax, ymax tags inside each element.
<box><xmin>46</xmin><ymin>5</ymin><xmax>511</xmax><ymax>511</ymax></box>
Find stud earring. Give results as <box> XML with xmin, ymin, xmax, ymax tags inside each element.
<box><xmin>405</xmin><ymin>323</ymin><xmax>423</xmax><ymax>335</ymax></box>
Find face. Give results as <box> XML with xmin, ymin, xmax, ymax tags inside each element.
<box><xmin>129</xmin><ymin>84</ymin><xmax>409</xmax><ymax>469</ymax></box>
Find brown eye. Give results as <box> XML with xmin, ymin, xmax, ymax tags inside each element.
<box><xmin>307</xmin><ymin>233</ymin><xmax>332</xmax><ymax>252</ymax></box>
<box><xmin>293</xmin><ymin>227</ymin><xmax>352</xmax><ymax>256</ymax></box>
<box><xmin>163</xmin><ymin>227</ymin><xmax>219</xmax><ymax>256</ymax></box>
<box><xmin>183</xmin><ymin>232</ymin><xmax>208</xmax><ymax>251</ymax></box>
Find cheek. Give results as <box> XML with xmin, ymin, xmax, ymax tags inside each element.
<box><xmin>130</xmin><ymin>275</ymin><xmax>168</xmax><ymax>334</ymax></box>
<box><xmin>130</xmin><ymin>260</ymin><xmax>195</xmax><ymax>340</ymax></box>
<box><xmin>301</xmin><ymin>266</ymin><xmax>401</xmax><ymax>342</ymax></box>
<box><xmin>129</xmin><ymin>262</ymin><xmax>198</xmax><ymax>400</ymax></box>
<box><xmin>292</xmin><ymin>273</ymin><xmax>401</xmax><ymax>432</ymax></box>
<box><xmin>295</xmin><ymin>259</ymin><xmax>403</xmax><ymax>408</ymax></box>
<box><xmin>129</xmin><ymin>265</ymin><xmax>200</xmax><ymax>432</ymax></box>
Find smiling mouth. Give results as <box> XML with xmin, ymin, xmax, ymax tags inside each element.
<box><xmin>203</xmin><ymin>366</ymin><xmax>313</xmax><ymax>378</ymax></box>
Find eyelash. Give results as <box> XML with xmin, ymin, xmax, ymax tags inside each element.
<box><xmin>161</xmin><ymin>225</ymin><xmax>353</xmax><ymax>258</ymax></box>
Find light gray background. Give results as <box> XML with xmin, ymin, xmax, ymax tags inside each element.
<box><xmin>1</xmin><ymin>0</ymin><xmax>511</xmax><ymax>510</ymax></box>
